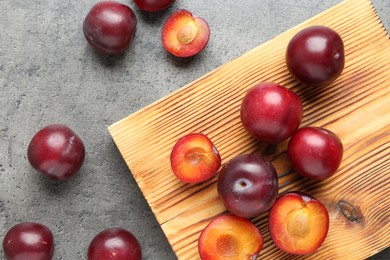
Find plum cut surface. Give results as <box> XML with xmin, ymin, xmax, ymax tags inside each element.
<box><xmin>269</xmin><ymin>192</ymin><xmax>329</xmax><ymax>255</ymax></box>
<box><xmin>162</xmin><ymin>9</ymin><xmax>210</xmax><ymax>57</ymax></box>
<box><xmin>170</xmin><ymin>133</ymin><xmax>221</xmax><ymax>183</ymax></box>
<box><xmin>198</xmin><ymin>214</ymin><xmax>263</xmax><ymax>260</ymax></box>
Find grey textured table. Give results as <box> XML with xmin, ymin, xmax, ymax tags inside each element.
<box><xmin>0</xmin><ymin>0</ymin><xmax>389</xmax><ymax>259</ymax></box>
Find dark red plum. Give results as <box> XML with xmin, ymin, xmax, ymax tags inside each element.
<box><xmin>87</xmin><ymin>228</ymin><xmax>142</xmax><ymax>260</ymax></box>
<box><xmin>3</xmin><ymin>222</ymin><xmax>54</xmax><ymax>260</ymax></box>
<box><xmin>286</xmin><ymin>25</ymin><xmax>345</xmax><ymax>86</ymax></box>
<box><xmin>133</xmin><ymin>0</ymin><xmax>176</xmax><ymax>12</ymax></box>
<box><xmin>27</xmin><ymin>124</ymin><xmax>85</xmax><ymax>181</ymax></box>
<box><xmin>83</xmin><ymin>1</ymin><xmax>137</xmax><ymax>55</ymax></box>
<box><xmin>217</xmin><ymin>154</ymin><xmax>279</xmax><ymax>219</ymax></box>
<box><xmin>288</xmin><ymin>126</ymin><xmax>343</xmax><ymax>180</ymax></box>
<box><xmin>240</xmin><ymin>82</ymin><xmax>303</xmax><ymax>144</ymax></box>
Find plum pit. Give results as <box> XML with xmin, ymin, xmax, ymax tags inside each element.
<box><xmin>287</xmin><ymin>209</ymin><xmax>310</xmax><ymax>238</ymax></box>
<box><xmin>177</xmin><ymin>22</ymin><xmax>198</xmax><ymax>44</ymax></box>
<box><xmin>216</xmin><ymin>234</ymin><xmax>239</xmax><ymax>257</ymax></box>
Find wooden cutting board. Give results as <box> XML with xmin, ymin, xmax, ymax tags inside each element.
<box><xmin>108</xmin><ymin>0</ymin><xmax>390</xmax><ymax>258</ymax></box>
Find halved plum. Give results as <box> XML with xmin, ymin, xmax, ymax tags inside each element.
<box><xmin>198</xmin><ymin>214</ymin><xmax>263</xmax><ymax>260</ymax></box>
<box><xmin>170</xmin><ymin>133</ymin><xmax>221</xmax><ymax>183</ymax></box>
<box><xmin>162</xmin><ymin>9</ymin><xmax>210</xmax><ymax>57</ymax></box>
<box><xmin>269</xmin><ymin>192</ymin><xmax>329</xmax><ymax>255</ymax></box>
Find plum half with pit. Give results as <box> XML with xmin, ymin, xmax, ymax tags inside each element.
<box><xmin>286</xmin><ymin>25</ymin><xmax>345</xmax><ymax>86</ymax></box>
<box><xmin>217</xmin><ymin>154</ymin><xmax>278</xmax><ymax>219</ymax></box>
<box><xmin>170</xmin><ymin>133</ymin><xmax>221</xmax><ymax>184</ymax></box>
<box><xmin>83</xmin><ymin>1</ymin><xmax>137</xmax><ymax>55</ymax></box>
<box><xmin>240</xmin><ymin>82</ymin><xmax>303</xmax><ymax>144</ymax></box>
<box><xmin>269</xmin><ymin>192</ymin><xmax>329</xmax><ymax>255</ymax></box>
<box><xmin>3</xmin><ymin>222</ymin><xmax>54</xmax><ymax>260</ymax></box>
<box><xmin>27</xmin><ymin>124</ymin><xmax>85</xmax><ymax>181</ymax></box>
<box><xmin>198</xmin><ymin>214</ymin><xmax>263</xmax><ymax>260</ymax></box>
<box><xmin>288</xmin><ymin>126</ymin><xmax>343</xmax><ymax>180</ymax></box>
<box><xmin>162</xmin><ymin>9</ymin><xmax>210</xmax><ymax>57</ymax></box>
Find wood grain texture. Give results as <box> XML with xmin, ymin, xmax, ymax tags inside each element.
<box><xmin>108</xmin><ymin>0</ymin><xmax>390</xmax><ymax>259</ymax></box>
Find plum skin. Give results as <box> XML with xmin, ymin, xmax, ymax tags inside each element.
<box><xmin>83</xmin><ymin>1</ymin><xmax>137</xmax><ymax>55</ymax></box>
<box><xmin>2</xmin><ymin>222</ymin><xmax>54</xmax><ymax>260</ymax></box>
<box><xmin>27</xmin><ymin>124</ymin><xmax>85</xmax><ymax>181</ymax></box>
<box><xmin>286</xmin><ymin>25</ymin><xmax>345</xmax><ymax>86</ymax></box>
<box><xmin>87</xmin><ymin>228</ymin><xmax>142</xmax><ymax>260</ymax></box>
<box><xmin>217</xmin><ymin>154</ymin><xmax>279</xmax><ymax>219</ymax></box>
<box><xmin>288</xmin><ymin>126</ymin><xmax>343</xmax><ymax>180</ymax></box>
<box><xmin>240</xmin><ymin>82</ymin><xmax>303</xmax><ymax>144</ymax></box>
<box><xmin>133</xmin><ymin>0</ymin><xmax>176</xmax><ymax>12</ymax></box>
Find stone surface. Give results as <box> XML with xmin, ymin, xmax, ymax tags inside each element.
<box><xmin>0</xmin><ymin>0</ymin><xmax>389</xmax><ymax>259</ymax></box>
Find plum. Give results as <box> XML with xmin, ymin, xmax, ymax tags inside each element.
<box><xmin>87</xmin><ymin>228</ymin><xmax>142</xmax><ymax>260</ymax></box>
<box><xmin>27</xmin><ymin>124</ymin><xmax>85</xmax><ymax>181</ymax></box>
<box><xmin>3</xmin><ymin>222</ymin><xmax>54</xmax><ymax>260</ymax></box>
<box><xmin>133</xmin><ymin>0</ymin><xmax>176</xmax><ymax>12</ymax></box>
<box><xmin>240</xmin><ymin>82</ymin><xmax>303</xmax><ymax>144</ymax></box>
<box><xmin>83</xmin><ymin>1</ymin><xmax>137</xmax><ymax>55</ymax></box>
<box><xmin>288</xmin><ymin>126</ymin><xmax>343</xmax><ymax>180</ymax></box>
<box><xmin>217</xmin><ymin>154</ymin><xmax>278</xmax><ymax>219</ymax></box>
<box><xmin>286</xmin><ymin>25</ymin><xmax>345</xmax><ymax>86</ymax></box>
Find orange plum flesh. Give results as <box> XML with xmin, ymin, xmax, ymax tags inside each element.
<box><xmin>269</xmin><ymin>192</ymin><xmax>329</xmax><ymax>255</ymax></box>
<box><xmin>198</xmin><ymin>214</ymin><xmax>263</xmax><ymax>260</ymax></box>
<box><xmin>162</xmin><ymin>9</ymin><xmax>210</xmax><ymax>57</ymax></box>
<box><xmin>170</xmin><ymin>133</ymin><xmax>221</xmax><ymax>183</ymax></box>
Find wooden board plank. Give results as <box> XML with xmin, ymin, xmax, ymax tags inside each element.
<box><xmin>108</xmin><ymin>0</ymin><xmax>390</xmax><ymax>258</ymax></box>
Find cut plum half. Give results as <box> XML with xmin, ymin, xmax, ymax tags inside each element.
<box><xmin>198</xmin><ymin>214</ymin><xmax>263</xmax><ymax>260</ymax></box>
<box><xmin>269</xmin><ymin>192</ymin><xmax>329</xmax><ymax>255</ymax></box>
<box><xmin>162</xmin><ymin>9</ymin><xmax>210</xmax><ymax>57</ymax></box>
<box><xmin>170</xmin><ymin>133</ymin><xmax>221</xmax><ymax>183</ymax></box>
